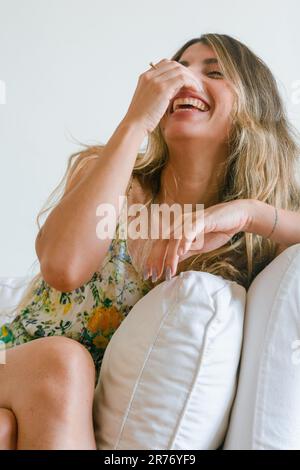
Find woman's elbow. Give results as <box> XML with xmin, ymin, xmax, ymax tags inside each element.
<box><xmin>40</xmin><ymin>260</ymin><xmax>82</xmax><ymax>292</ymax></box>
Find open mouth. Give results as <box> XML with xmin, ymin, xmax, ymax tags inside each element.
<box><xmin>170</xmin><ymin>96</ymin><xmax>211</xmax><ymax>115</ymax></box>
<box><xmin>171</xmin><ymin>104</ymin><xmax>209</xmax><ymax>114</ymax></box>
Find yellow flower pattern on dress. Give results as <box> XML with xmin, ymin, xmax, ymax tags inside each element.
<box><xmin>92</xmin><ymin>335</ymin><xmax>109</xmax><ymax>349</ymax></box>
<box><xmin>63</xmin><ymin>303</ymin><xmax>72</xmax><ymax>315</ymax></box>
<box><xmin>87</xmin><ymin>306</ymin><xmax>124</xmax><ymax>334</ymax></box>
<box><xmin>1</xmin><ymin>326</ymin><xmax>8</xmax><ymax>337</ymax></box>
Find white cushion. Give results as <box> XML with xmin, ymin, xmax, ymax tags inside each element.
<box><xmin>0</xmin><ymin>276</ymin><xmax>34</xmax><ymax>326</ymax></box>
<box><xmin>224</xmin><ymin>243</ymin><xmax>300</xmax><ymax>450</ymax></box>
<box><xmin>93</xmin><ymin>270</ymin><xmax>246</xmax><ymax>450</ymax></box>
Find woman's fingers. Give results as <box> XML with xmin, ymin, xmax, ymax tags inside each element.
<box><xmin>144</xmin><ymin>212</ymin><xmax>205</xmax><ymax>282</ymax></box>
<box><xmin>177</xmin><ymin>234</ymin><xmax>204</xmax><ymax>257</ymax></box>
<box><xmin>144</xmin><ymin>238</ymin><xmax>169</xmax><ymax>282</ymax></box>
<box><xmin>144</xmin><ymin>237</ymin><xmax>182</xmax><ymax>282</ymax></box>
<box><xmin>176</xmin><ymin>210</ymin><xmax>204</xmax><ymax>256</ymax></box>
<box><xmin>143</xmin><ymin>208</ymin><xmax>207</xmax><ymax>282</ymax></box>
<box><xmin>162</xmin><ymin>238</ymin><xmax>182</xmax><ymax>280</ymax></box>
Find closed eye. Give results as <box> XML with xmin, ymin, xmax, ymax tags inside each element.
<box><xmin>177</xmin><ymin>60</ymin><xmax>224</xmax><ymax>79</ymax></box>
<box><xmin>207</xmin><ymin>71</ymin><xmax>223</xmax><ymax>78</ymax></box>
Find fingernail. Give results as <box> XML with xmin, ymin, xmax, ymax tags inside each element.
<box><xmin>143</xmin><ymin>267</ymin><xmax>149</xmax><ymax>280</ymax></box>
<box><xmin>178</xmin><ymin>247</ymin><xmax>183</xmax><ymax>257</ymax></box>
<box><xmin>151</xmin><ymin>267</ymin><xmax>157</xmax><ymax>283</ymax></box>
<box><xmin>165</xmin><ymin>265</ymin><xmax>172</xmax><ymax>281</ymax></box>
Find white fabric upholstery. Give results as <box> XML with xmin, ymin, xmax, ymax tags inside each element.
<box><xmin>0</xmin><ymin>276</ymin><xmax>33</xmax><ymax>326</ymax></box>
<box><xmin>224</xmin><ymin>243</ymin><xmax>300</xmax><ymax>450</ymax></box>
<box><xmin>93</xmin><ymin>270</ymin><xmax>246</xmax><ymax>450</ymax></box>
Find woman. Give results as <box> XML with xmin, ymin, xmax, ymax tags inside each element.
<box><xmin>1</xmin><ymin>33</ymin><xmax>300</xmax><ymax>450</ymax></box>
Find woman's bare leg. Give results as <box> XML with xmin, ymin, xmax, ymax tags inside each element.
<box><xmin>0</xmin><ymin>336</ymin><xmax>96</xmax><ymax>449</ymax></box>
<box><xmin>0</xmin><ymin>408</ymin><xmax>17</xmax><ymax>450</ymax></box>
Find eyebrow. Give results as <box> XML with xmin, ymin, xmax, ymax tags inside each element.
<box><xmin>178</xmin><ymin>58</ymin><xmax>219</xmax><ymax>65</ymax></box>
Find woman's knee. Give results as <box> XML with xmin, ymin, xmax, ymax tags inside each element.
<box><xmin>0</xmin><ymin>408</ymin><xmax>17</xmax><ymax>450</ymax></box>
<box><xmin>13</xmin><ymin>336</ymin><xmax>96</xmax><ymax>413</ymax></box>
<box><xmin>33</xmin><ymin>336</ymin><xmax>95</xmax><ymax>379</ymax></box>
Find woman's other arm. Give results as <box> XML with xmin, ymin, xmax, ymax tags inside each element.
<box><xmin>246</xmin><ymin>199</ymin><xmax>300</xmax><ymax>254</ymax></box>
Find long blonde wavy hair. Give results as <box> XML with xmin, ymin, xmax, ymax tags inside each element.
<box><xmin>11</xmin><ymin>33</ymin><xmax>300</xmax><ymax>319</ymax></box>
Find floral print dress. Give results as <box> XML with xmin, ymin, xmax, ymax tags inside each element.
<box><xmin>0</xmin><ymin>197</ymin><xmax>154</xmax><ymax>384</ymax></box>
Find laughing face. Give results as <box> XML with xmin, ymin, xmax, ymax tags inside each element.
<box><xmin>159</xmin><ymin>42</ymin><xmax>235</xmax><ymax>146</ymax></box>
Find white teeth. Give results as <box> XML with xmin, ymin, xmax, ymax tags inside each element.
<box><xmin>172</xmin><ymin>97</ymin><xmax>209</xmax><ymax>113</ymax></box>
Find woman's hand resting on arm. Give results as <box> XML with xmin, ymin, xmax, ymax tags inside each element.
<box><xmin>143</xmin><ymin>199</ymin><xmax>251</xmax><ymax>282</ymax></box>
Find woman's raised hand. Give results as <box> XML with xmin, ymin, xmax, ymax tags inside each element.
<box><xmin>123</xmin><ymin>59</ymin><xmax>203</xmax><ymax>134</ymax></box>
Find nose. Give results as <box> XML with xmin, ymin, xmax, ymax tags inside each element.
<box><xmin>197</xmin><ymin>80</ymin><xmax>205</xmax><ymax>93</ymax></box>
<box><xmin>189</xmin><ymin>68</ymin><xmax>206</xmax><ymax>93</ymax></box>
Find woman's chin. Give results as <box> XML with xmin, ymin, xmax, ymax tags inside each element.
<box><xmin>163</xmin><ymin>123</ymin><xmax>209</xmax><ymax>138</ymax></box>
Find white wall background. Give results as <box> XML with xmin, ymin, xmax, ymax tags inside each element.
<box><xmin>0</xmin><ymin>0</ymin><xmax>300</xmax><ymax>277</ymax></box>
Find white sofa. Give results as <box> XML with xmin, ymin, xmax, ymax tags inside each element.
<box><xmin>224</xmin><ymin>242</ymin><xmax>300</xmax><ymax>449</ymax></box>
<box><xmin>1</xmin><ymin>243</ymin><xmax>300</xmax><ymax>450</ymax></box>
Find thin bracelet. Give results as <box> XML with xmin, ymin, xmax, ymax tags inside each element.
<box><xmin>266</xmin><ymin>206</ymin><xmax>278</xmax><ymax>238</ymax></box>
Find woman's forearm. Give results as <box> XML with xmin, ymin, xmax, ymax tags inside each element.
<box><xmin>38</xmin><ymin>118</ymin><xmax>146</xmax><ymax>291</ymax></box>
<box><xmin>246</xmin><ymin>199</ymin><xmax>300</xmax><ymax>246</ymax></box>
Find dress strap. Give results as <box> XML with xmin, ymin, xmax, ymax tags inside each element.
<box><xmin>115</xmin><ymin>174</ymin><xmax>134</xmax><ymax>241</ymax></box>
<box><xmin>126</xmin><ymin>173</ymin><xmax>134</xmax><ymax>197</ymax></box>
